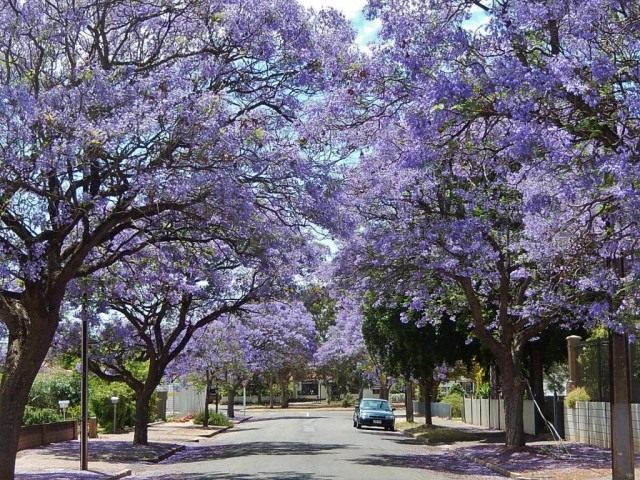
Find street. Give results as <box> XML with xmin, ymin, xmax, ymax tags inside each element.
<box><xmin>131</xmin><ymin>410</ymin><xmax>504</xmax><ymax>479</ymax></box>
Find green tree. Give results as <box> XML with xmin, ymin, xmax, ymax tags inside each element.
<box><xmin>362</xmin><ymin>294</ymin><xmax>477</xmax><ymax>425</ymax></box>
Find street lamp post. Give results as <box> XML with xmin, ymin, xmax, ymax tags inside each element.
<box><xmin>110</xmin><ymin>396</ymin><xmax>120</xmax><ymax>434</ymax></box>
<box><xmin>58</xmin><ymin>400</ymin><xmax>70</xmax><ymax>421</ymax></box>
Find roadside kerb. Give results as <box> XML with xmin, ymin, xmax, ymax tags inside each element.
<box><xmin>107</xmin><ymin>469</ymin><xmax>133</xmax><ymax>480</ymax></box>
<box><xmin>399</xmin><ymin>427</ymin><xmax>538</xmax><ymax>480</ymax></box>
<box><xmin>199</xmin><ymin>416</ymin><xmax>252</xmax><ymax>438</ymax></box>
<box><xmin>452</xmin><ymin>449</ymin><xmax>538</xmax><ymax>480</ymax></box>
<box><xmin>151</xmin><ymin>445</ymin><xmax>186</xmax><ymax>463</ymax></box>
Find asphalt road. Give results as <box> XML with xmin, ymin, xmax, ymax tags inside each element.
<box><xmin>132</xmin><ymin>409</ymin><xmax>505</xmax><ymax>479</ymax></box>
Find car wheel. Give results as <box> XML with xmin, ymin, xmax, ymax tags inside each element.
<box><xmin>353</xmin><ymin>419</ymin><xmax>357</xmax><ymax>428</ymax></box>
<box><xmin>389</xmin><ymin>426</ymin><xmax>395</xmax><ymax>432</ymax></box>
<box><xmin>356</xmin><ymin>420</ymin><xmax>362</xmax><ymax>429</ymax></box>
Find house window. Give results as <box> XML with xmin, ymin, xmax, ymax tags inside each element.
<box><xmin>300</xmin><ymin>381</ymin><xmax>318</xmax><ymax>396</ymax></box>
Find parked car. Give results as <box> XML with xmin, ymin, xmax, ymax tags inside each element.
<box><xmin>353</xmin><ymin>398</ymin><xmax>395</xmax><ymax>431</ymax></box>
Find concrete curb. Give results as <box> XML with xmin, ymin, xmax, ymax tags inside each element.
<box><xmin>151</xmin><ymin>444</ymin><xmax>186</xmax><ymax>463</ymax></box>
<box><xmin>199</xmin><ymin>425</ymin><xmax>232</xmax><ymax>438</ymax></box>
<box><xmin>106</xmin><ymin>469</ymin><xmax>133</xmax><ymax>480</ymax></box>
<box><xmin>452</xmin><ymin>450</ymin><xmax>537</xmax><ymax>480</ymax></box>
<box><xmin>198</xmin><ymin>416</ymin><xmax>252</xmax><ymax>438</ymax></box>
<box><xmin>399</xmin><ymin>427</ymin><xmax>537</xmax><ymax>480</ymax></box>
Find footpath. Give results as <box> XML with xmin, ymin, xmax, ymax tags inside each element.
<box><xmin>398</xmin><ymin>414</ymin><xmax>636</xmax><ymax>480</ymax></box>
<box><xmin>15</xmin><ymin>416</ymin><xmax>251</xmax><ymax>480</ymax></box>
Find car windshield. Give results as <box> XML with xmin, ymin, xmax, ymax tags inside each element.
<box><xmin>360</xmin><ymin>400</ymin><xmax>391</xmax><ymax>411</ymax></box>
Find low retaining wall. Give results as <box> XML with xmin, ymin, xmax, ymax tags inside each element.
<box><xmin>564</xmin><ymin>401</ymin><xmax>640</xmax><ymax>452</ymax></box>
<box><xmin>18</xmin><ymin>420</ymin><xmax>77</xmax><ymax>451</ymax></box>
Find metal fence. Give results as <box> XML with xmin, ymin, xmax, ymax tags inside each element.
<box><xmin>576</xmin><ymin>338</ymin><xmax>640</xmax><ymax>403</ymax></box>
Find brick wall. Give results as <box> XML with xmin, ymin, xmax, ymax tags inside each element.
<box><xmin>17</xmin><ymin>421</ymin><xmax>77</xmax><ymax>451</ymax></box>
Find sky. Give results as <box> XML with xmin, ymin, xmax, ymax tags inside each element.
<box><xmin>298</xmin><ymin>0</ymin><xmax>490</xmax><ymax>51</ymax></box>
<box><xmin>298</xmin><ymin>0</ymin><xmax>381</xmax><ymax>51</ymax></box>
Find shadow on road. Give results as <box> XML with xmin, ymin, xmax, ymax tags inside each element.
<box><xmin>16</xmin><ymin>473</ymin><xmax>110</xmax><ymax>480</ymax></box>
<box><xmin>351</xmin><ymin>452</ymin><xmax>504</xmax><ymax>477</ymax></box>
<box><xmin>142</xmin><ymin>472</ymin><xmax>334</xmax><ymax>480</ymax></box>
<box><xmin>247</xmin><ymin>416</ymin><xmax>327</xmax><ymax>423</ymax></box>
<box><xmin>161</xmin><ymin>442</ymin><xmax>347</xmax><ymax>464</ymax></box>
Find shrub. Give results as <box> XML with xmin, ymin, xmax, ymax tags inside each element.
<box><xmin>390</xmin><ymin>393</ymin><xmax>405</xmax><ymax>403</ymax></box>
<box><xmin>22</xmin><ymin>407</ymin><xmax>62</xmax><ymax>425</ymax></box>
<box><xmin>193</xmin><ymin>411</ymin><xmax>232</xmax><ymax>427</ymax></box>
<box><xmin>565</xmin><ymin>387</ymin><xmax>590</xmax><ymax>409</ymax></box>
<box><xmin>441</xmin><ymin>391</ymin><xmax>463</xmax><ymax>417</ymax></box>
<box><xmin>28</xmin><ymin>371</ymin><xmax>81</xmax><ymax>410</ymax></box>
<box><xmin>341</xmin><ymin>393</ymin><xmax>355</xmax><ymax>408</ymax></box>
<box><xmin>89</xmin><ymin>380</ymin><xmax>136</xmax><ymax>433</ymax></box>
<box><xmin>474</xmin><ymin>383</ymin><xmax>490</xmax><ymax>399</ymax></box>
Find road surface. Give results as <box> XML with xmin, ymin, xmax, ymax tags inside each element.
<box><xmin>132</xmin><ymin>409</ymin><xmax>504</xmax><ymax>479</ymax></box>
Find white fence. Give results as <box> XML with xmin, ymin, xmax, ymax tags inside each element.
<box><xmin>165</xmin><ymin>384</ymin><xmax>205</xmax><ymax>417</ymax></box>
<box><xmin>564</xmin><ymin>401</ymin><xmax>640</xmax><ymax>452</ymax></box>
<box><xmin>463</xmin><ymin>398</ymin><xmax>536</xmax><ymax>435</ymax></box>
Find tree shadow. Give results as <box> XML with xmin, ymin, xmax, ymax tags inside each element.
<box><xmin>140</xmin><ymin>472</ymin><xmax>334</xmax><ymax>480</ymax></box>
<box><xmin>16</xmin><ymin>472</ymin><xmax>110</xmax><ymax>479</ymax></box>
<box><xmin>351</xmin><ymin>451</ymin><xmax>504</xmax><ymax>477</ymax></box>
<box><xmin>209</xmin><ymin>427</ymin><xmax>260</xmax><ymax>433</ymax></box>
<box><xmin>246</xmin><ymin>416</ymin><xmax>327</xmax><ymax>423</ymax></box>
<box><xmin>160</xmin><ymin>442</ymin><xmax>346</xmax><ymax>464</ymax></box>
<box><xmin>39</xmin><ymin>440</ymin><xmax>180</xmax><ymax>463</ymax></box>
<box><xmin>457</xmin><ymin>443</ymin><xmax>638</xmax><ymax>474</ymax></box>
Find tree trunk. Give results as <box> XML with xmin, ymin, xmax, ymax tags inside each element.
<box><xmin>405</xmin><ymin>378</ymin><xmax>414</xmax><ymax>423</ymax></box>
<box><xmin>133</xmin><ymin>387</ymin><xmax>154</xmax><ymax>445</ymax></box>
<box><xmin>269</xmin><ymin>375</ymin><xmax>274</xmax><ymax>409</ymax></box>
<box><xmin>227</xmin><ymin>389</ymin><xmax>236</xmax><ymax>418</ymax></box>
<box><xmin>203</xmin><ymin>372</ymin><xmax>212</xmax><ymax>428</ymax></box>
<box><xmin>421</xmin><ymin>381</ymin><xmax>433</xmax><ymax>426</ymax></box>
<box><xmin>501</xmin><ymin>361</ymin><xmax>526</xmax><ymax>449</ymax></box>
<box><xmin>529</xmin><ymin>342</ymin><xmax>545</xmax><ymax>434</ymax></box>
<box><xmin>0</xmin><ymin>365</ymin><xmax>39</xmax><ymax>480</ymax></box>
<box><xmin>490</xmin><ymin>363</ymin><xmax>500</xmax><ymax>399</ymax></box>
<box><xmin>0</xmin><ymin>305</ymin><xmax>58</xmax><ymax>480</ymax></box>
<box><xmin>280</xmin><ymin>379</ymin><xmax>289</xmax><ymax>408</ymax></box>
<box><xmin>379</xmin><ymin>383</ymin><xmax>388</xmax><ymax>400</ymax></box>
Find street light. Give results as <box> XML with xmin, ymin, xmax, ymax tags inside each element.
<box><xmin>58</xmin><ymin>400</ymin><xmax>70</xmax><ymax>420</ymax></box>
<box><xmin>110</xmin><ymin>396</ymin><xmax>120</xmax><ymax>434</ymax></box>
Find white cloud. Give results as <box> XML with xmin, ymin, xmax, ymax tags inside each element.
<box><xmin>298</xmin><ymin>0</ymin><xmax>366</xmax><ymax>20</ymax></box>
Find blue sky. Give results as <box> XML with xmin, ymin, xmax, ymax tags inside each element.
<box><xmin>298</xmin><ymin>0</ymin><xmax>380</xmax><ymax>51</ymax></box>
<box><xmin>299</xmin><ymin>0</ymin><xmax>489</xmax><ymax>51</ymax></box>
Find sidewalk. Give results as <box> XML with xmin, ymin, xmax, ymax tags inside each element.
<box><xmin>398</xmin><ymin>414</ymin><xmax>636</xmax><ymax>480</ymax></box>
<box><xmin>15</xmin><ymin>417</ymin><xmax>250</xmax><ymax>479</ymax></box>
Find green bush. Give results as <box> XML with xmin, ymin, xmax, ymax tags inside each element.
<box><xmin>565</xmin><ymin>387</ymin><xmax>590</xmax><ymax>409</ymax></box>
<box><xmin>474</xmin><ymin>383</ymin><xmax>490</xmax><ymax>399</ymax></box>
<box><xmin>341</xmin><ymin>393</ymin><xmax>355</xmax><ymax>408</ymax></box>
<box><xmin>441</xmin><ymin>391</ymin><xmax>463</xmax><ymax>417</ymax></box>
<box><xmin>22</xmin><ymin>407</ymin><xmax>62</xmax><ymax>425</ymax></box>
<box><xmin>89</xmin><ymin>380</ymin><xmax>136</xmax><ymax>433</ymax></box>
<box><xmin>193</xmin><ymin>411</ymin><xmax>232</xmax><ymax>427</ymax></box>
<box><xmin>28</xmin><ymin>371</ymin><xmax>81</xmax><ymax>410</ymax></box>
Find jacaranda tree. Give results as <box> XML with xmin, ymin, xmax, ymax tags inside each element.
<box><xmin>335</xmin><ymin>0</ymin><xmax>640</xmax><ymax>448</ymax></box>
<box><xmin>0</xmin><ymin>0</ymin><xmax>356</xmax><ymax>474</ymax></box>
